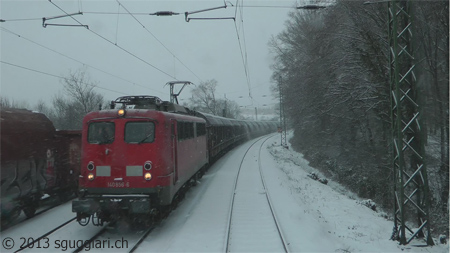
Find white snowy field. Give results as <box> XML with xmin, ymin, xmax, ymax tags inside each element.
<box><xmin>1</xmin><ymin>133</ymin><xmax>448</xmax><ymax>252</ymax></box>
<box><xmin>137</xmin><ymin>133</ymin><xmax>448</xmax><ymax>252</ymax></box>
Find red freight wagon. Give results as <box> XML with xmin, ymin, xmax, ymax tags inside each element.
<box><xmin>1</xmin><ymin>109</ymin><xmax>81</xmax><ymax>221</ymax></box>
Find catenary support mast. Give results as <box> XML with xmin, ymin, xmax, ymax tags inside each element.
<box><xmin>388</xmin><ymin>0</ymin><xmax>433</xmax><ymax>245</ymax></box>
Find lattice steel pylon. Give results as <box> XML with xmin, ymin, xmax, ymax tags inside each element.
<box><xmin>389</xmin><ymin>0</ymin><xmax>433</xmax><ymax>245</ymax></box>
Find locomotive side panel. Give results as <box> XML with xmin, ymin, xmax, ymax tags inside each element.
<box><xmin>174</xmin><ymin>119</ymin><xmax>208</xmax><ymax>189</ymax></box>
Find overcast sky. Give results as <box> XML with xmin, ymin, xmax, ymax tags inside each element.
<box><xmin>1</xmin><ymin>0</ymin><xmax>302</xmax><ymax>109</ymax></box>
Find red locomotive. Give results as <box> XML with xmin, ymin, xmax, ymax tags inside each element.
<box><xmin>72</xmin><ymin>96</ymin><xmax>276</xmax><ymax>225</ymax></box>
<box><xmin>1</xmin><ymin>109</ymin><xmax>81</xmax><ymax>222</ymax></box>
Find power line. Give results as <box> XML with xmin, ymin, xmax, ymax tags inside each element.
<box><xmin>83</xmin><ymin>11</ymin><xmax>152</xmax><ymax>15</ymax></box>
<box><xmin>239</xmin><ymin>1</ymin><xmax>250</xmax><ymax>90</ymax></box>
<box><xmin>0</xmin><ymin>4</ymin><xmax>297</xmax><ymax>23</ymax></box>
<box><xmin>47</xmin><ymin>0</ymin><xmax>177</xmax><ymax>80</ymax></box>
<box><xmin>81</xmin><ymin>4</ymin><xmax>297</xmax><ymax>16</ymax></box>
<box><xmin>77</xmin><ymin>0</ymin><xmax>83</xmax><ymax>13</ymax></box>
<box><xmin>233</xmin><ymin>0</ymin><xmax>252</xmax><ymax>99</ymax></box>
<box><xmin>1</xmin><ymin>60</ymin><xmax>130</xmax><ymax>95</ymax></box>
<box><xmin>240</xmin><ymin>5</ymin><xmax>296</xmax><ymax>8</ymax></box>
<box><xmin>115</xmin><ymin>0</ymin><xmax>203</xmax><ymax>82</ymax></box>
<box><xmin>0</xmin><ymin>17</ymin><xmax>42</xmax><ymax>22</ymax></box>
<box><xmin>0</xmin><ymin>27</ymin><xmax>166</xmax><ymax>96</ymax></box>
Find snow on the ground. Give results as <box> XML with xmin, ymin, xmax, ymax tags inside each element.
<box><xmin>263</xmin><ymin>132</ymin><xmax>448</xmax><ymax>252</ymax></box>
<box><xmin>1</xmin><ymin>202</ymin><xmax>81</xmax><ymax>252</ymax></box>
<box><xmin>1</xmin><ymin>133</ymin><xmax>448</xmax><ymax>252</ymax></box>
<box><xmin>139</xmin><ymin>133</ymin><xmax>448</xmax><ymax>252</ymax></box>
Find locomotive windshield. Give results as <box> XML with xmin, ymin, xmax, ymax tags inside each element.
<box><xmin>125</xmin><ymin>122</ymin><xmax>155</xmax><ymax>144</ymax></box>
<box><xmin>88</xmin><ymin>122</ymin><xmax>115</xmax><ymax>144</ymax></box>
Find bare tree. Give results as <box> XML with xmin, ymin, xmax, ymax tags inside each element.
<box><xmin>0</xmin><ymin>97</ymin><xmax>30</xmax><ymax>109</ymax></box>
<box><xmin>415</xmin><ymin>1</ymin><xmax>449</xmax><ymax>218</ymax></box>
<box><xmin>216</xmin><ymin>98</ymin><xmax>241</xmax><ymax>119</ymax></box>
<box><xmin>61</xmin><ymin>68</ymin><xmax>104</xmax><ymax>114</ymax></box>
<box><xmin>269</xmin><ymin>0</ymin><xmax>448</xmax><ymax>235</ymax></box>
<box><xmin>51</xmin><ymin>68</ymin><xmax>104</xmax><ymax>130</ymax></box>
<box><xmin>189</xmin><ymin>79</ymin><xmax>219</xmax><ymax>115</ymax></box>
<box><xmin>187</xmin><ymin>79</ymin><xmax>242</xmax><ymax>118</ymax></box>
<box><xmin>34</xmin><ymin>99</ymin><xmax>53</xmax><ymax>117</ymax></box>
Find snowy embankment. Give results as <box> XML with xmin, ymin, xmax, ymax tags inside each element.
<box><xmin>264</xmin><ymin>132</ymin><xmax>448</xmax><ymax>252</ymax></box>
<box><xmin>141</xmin><ymin>133</ymin><xmax>448</xmax><ymax>252</ymax></box>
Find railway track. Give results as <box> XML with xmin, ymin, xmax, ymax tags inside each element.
<box><xmin>70</xmin><ymin>220</ymin><xmax>155</xmax><ymax>253</ymax></box>
<box><xmin>1</xmin><ymin>196</ymin><xmax>76</xmax><ymax>232</ymax></box>
<box><xmin>14</xmin><ymin>217</ymin><xmax>77</xmax><ymax>252</ymax></box>
<box><xmin>127</xmin><ymin>226</ymin><xmax>155</xmax><ymax>253</ymax></box>
<box><xmin>225</xmin><ymin>134</ymin><xmax>290</xmax><ymax>252</ymax></box>
<box><xmin>11</xmin><ymin>214</ymin><xmax>154</xmax><ymax>253</ymax></box>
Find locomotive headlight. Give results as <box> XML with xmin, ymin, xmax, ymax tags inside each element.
<box><xmin>87</xmin><ymin>162</ymin><xmax>94</xmax><ymax>171</ymax></box>
<box><xmin>144</xmin><ymin>161</ymin><xmax>152</xmax><ymax>170</ymax></box>
<box><xmin>88</xmin><ymin>173</ymin><xmax>95</xmax><ymax>181</ymax></box>
<box><xmin>118</xmin><ymin>109</ymin><xmax>125</xmax><ymax>117</ymax></box>
<box><xmin>144</xmin><ymin>172</ymin><xmax>152</xmax><ymax>181</ymax></box>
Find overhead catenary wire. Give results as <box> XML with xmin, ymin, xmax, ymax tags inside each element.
<box><xmin>240</xmin><ymin>5</ymin><xmax>297</xmax><ymax>8</ymax></box>
<box><xmin>233</xmin><ymin>0</ymin><xmax>252</xmax><ymax>99</ymax></box>
<box><xmin>83</xmin><ymin>11</ymin><xmax>150</xmax><ymax>15</ymax></box>
<box><xmin>0</xmin><ymin>27</ymin><xmax>166</xmax><ymax>96</ymax></box>
<box><xmin>78</xmin><ymin>0</ymin><xmax>83</xmax><ymax>13</ymax></box>
<box><xmin>87</xmin><ymin>4</ymin><xmax>295</xmax><ymax>15</ymax></box>
<box><xmin>239</xmin><ymin>1</ymin><xmax>250</xmax><ymax>95</ymax></box>
<box><xmin>47</xmin><ymin>0</ymin><xmax>177</xmax><ymax>80</ymax></box>
<box><xmin>1</xmin><ymin>60</ymin><xmax>130</xmax><ymax>96</ymax></box>
<box><xmin>42</xmin><ymin>12</ymin><xmax>87</xmax><ymax>28</ymax></box>
<box><xmin>0</xmin><ymin>4</ymin><xmax>297</xmax><ymax>22</ymax></box>
<box><xmin>184</xmin><ymin>4</ymin><xmax>235</xmax><ymax>22</ymax></box>
<box><xmin>0</xmin><ymin>17</ymin><xmax>42</xmax><ymax>22</ymax></box>
<box><xmin>80</xmin><ymin>5</ymin><xmax>297</xmax><ymax>16</ymax></box>
<box><xmin>115</xmin><ymin>2</ymin><xmax>120</xmax><ymax>45</ymax></box>
<box><xmin>115</xmin><ymin>0</ymin><xmax>203</xmax><ymax>82</ymax></box>
<box><xmin>2</xmin><ymin>2</ymin><xmax>274</xmax><ymax>104</ymax></box>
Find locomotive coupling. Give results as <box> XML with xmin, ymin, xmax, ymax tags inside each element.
<box><xmin>72</xmin><ymin>199</ymin><xmax>99</xmax><ymax>215</ymax></box>
<box><xmin>78</xmin><ymin>188</ymin><xmax>87</xmax><ymax>198</ymax></box>
<box><xmin>130</xmin><ymin>200</ymin><xmax>151</xmax><ymax>214</ymax></box>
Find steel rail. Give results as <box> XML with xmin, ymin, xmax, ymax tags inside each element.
<box><xmin>72</xmin><ymin>221</ymin><xmax>116</xmax><ymax>253</ymax></box>
<box><xmin>224</xmin><ymin>134</ymin><xmax>289</xmax><ymax>252</ymax></box>
<box><xmin>257</xmin><ymin>135</ymin><xmax>290</xmax><ymax>252</ymax></box>
<box><xmin>1</xmin><ymin>197</ymin><xmax>75</xmax><ymax>232</ymax></box>
<box><xmin>128</xmin><ymin>226</ymin><xmax>156</xmax><ymax>253</ymax></box>
<box><xmin>14</xmin><ymin>217</ymin><xmax>77</xmax><ymax>252</ymax></box>
<box><xmin>224</xmin><ymin>135</ymin><xmax>266</xmax><ymax>252</ymax></box>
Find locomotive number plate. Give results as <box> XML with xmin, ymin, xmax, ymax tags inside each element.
<box><xmin>107</xmin><ymin>182</ymin><xmax>130</xmax><ymax>188</ymax></box>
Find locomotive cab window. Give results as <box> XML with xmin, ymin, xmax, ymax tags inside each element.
<box><xmin>88</xmin><ymin>122</ymin><xmax>115</xmax><ymax>144</ymax></box>
<box><xmin>125</xmin><ymin>122</ymin><xmax>155</xmax><ymax>144</ymax></box>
